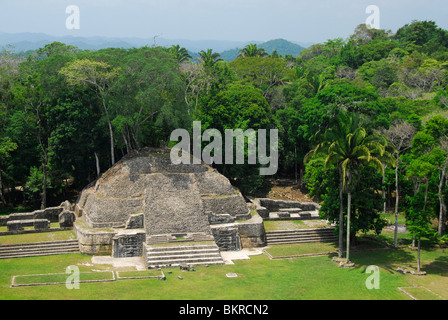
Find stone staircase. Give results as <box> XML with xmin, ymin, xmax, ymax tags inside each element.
<box><xmin>266</xmin><ymin>228</ymin><xmax>337</xmax><ymax>245</ymax></box>
<box><xmin>0</xmin><ymin>240</ymin><xmax>80</xmax><ymax>259</ymax></box>
<box><xmin>144</xmin><ymin>242</ymin><xmax>225</xmax><ymax>269</ymax></box>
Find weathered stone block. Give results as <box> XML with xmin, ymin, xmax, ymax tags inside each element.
<box><xmin>277</xmin><ymin>212</ymin><xmax>291</xmax><ymax>218</ymax></box>
<box><xmin>207</xmin><ymin>211</ymin><xmax>235</xmax><ymax>225</ymax></box>
<box><xmin>59</xmin><ymin>210</ymin><xmax>76</xmax><ymax>228</ymax></box>
<box><xmin>125</xmin><ymin>213</ymin><xmax>144</xmax><ymax>229</ymax></box>
<box><xmin>33</xmin><ymin>219</ymin><xmax>50</xmax><ymax>230</ymax></box>
<box><xmin>6</xmin><ymin>221</ymin><xmax>24</xmax><ymax>232</ymax></box>
<box><xmin>112</xmin><ymin>232</ymin><xmax>146</xmax><ymax>258</ymax></box>
<box><xmin>212</xmin><ymin>226</ymin><xmax>241</xmax><ymax>251</ymax></box>
<box><xmin>256</xmin><ymin>207</ymin><xmax>270</xmax><ymax>219</ymax></box>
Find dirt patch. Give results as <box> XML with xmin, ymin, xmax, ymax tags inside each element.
<box><xmin>266</xmin><ymin>180</ymin><xmax>314</xmax><ymax>203</ymax></box>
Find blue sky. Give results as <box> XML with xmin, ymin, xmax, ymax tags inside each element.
<box><xmin>0</xmin><ymin>0</ymin><xmax>447</xmax><ymax>43</ymax></box>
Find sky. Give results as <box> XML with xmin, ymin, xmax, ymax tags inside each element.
<box><xmin>0</xmin><ymin>0</ymin><xmax>447</xmax><ymax>44</ymax></box>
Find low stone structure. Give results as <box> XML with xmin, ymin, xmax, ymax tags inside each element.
<box><xmin>7</xmin><ymin>219</ymin><xmax>50</xmax><ymax>232</ymax></box>
<box><xmin>0</xmin><ymin>201</ymin><xmax>76</xmax><ymax>235</ymax></box>
<box><xmin>255</xmin><ymin>198</ymin><xmax>321</xmax><ymax>220</ymax></box>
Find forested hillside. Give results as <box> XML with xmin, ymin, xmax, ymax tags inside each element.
<box><xmin>1</xmin><ymin>21</ymin><xmax>448</xmax><ymax>243</ymax></box>
<box><xmin>220</xmin><ymin>39</ymin><xmax>304</xmax><ymax>61</ymax></box>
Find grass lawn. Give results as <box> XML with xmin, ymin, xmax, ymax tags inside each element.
<box><xmin>0</xmin><ymin>228</ymin><xmax>446</xmax><ymax>300</ymax></box>
<box><xmin>0</xmin><ymin>230</ymin><xmax>76</xmax><ymax>245</ymax></box>
<box><xmin>264</xmin><ymin>219</ymin><xmax>332</xmax><ymax>232</ymax></box>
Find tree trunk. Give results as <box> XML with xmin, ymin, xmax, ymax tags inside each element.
<box><xmin>338</xmin><ymin>169</ymin><xmax>344</xmax><ymax>259</ymax></box>
<box><xmin>423</xmin><ymin>181</ymin><xmax>429</xmax><ymax>212</ymax></box>
<box><xmin>0</xmin><ymin>171</ymin><xmax>7</xmax><ymax>207</ymax></box>
<box><xmin>394</xmin><ymin>156</ymin><xmax>400</xmax><ymax>248</ymax></box>
<box><xmin>294</xmin><ymin>147</ymin><xmax>298</xmax><ymax>185</ymax></box>
<box><xmin>346</xmin><ymin>192</ymin><xmax>352</xmax><ymax>263</ymax></box>
<box><xmin>36</xmin><ymin>114</ymin><xmax>48</xmax><ymax>210</ymax></box>
<box><xmin>94</xmin><ymin>152</ymin><xmax>101</xmax><ymax>178</ymax></box>
<box><xmin>122</xmin><ymin>131</ymin><xmax>130</xmax><ymax>154</ymax></box>
<box><xmin>438</xmin><ymin>163</ymin><xmax>447</xmax><ymax>238</ymax></box>
<box><xmin>41</xmin><ymin>161</ymin><xmax>47</xmax><ymax>210</ymax></box>
<box><xmin>107</xmin><ymin>118</ymin><xmax>115</xmax><ymax>166</ymax></box>
<box><xmin>101</xmin><ymin>99</ymin><xmax>115</xmax><ymax>166</ymax></box>
<box><xmin>382</xmin><ymin>168</ymin><xmax>386</xmax><ymax>213</ymax></box>
<box><xmin>417</xmin><ymin>237</ymin><xmax>421</xmax><ymax>273</ymax></box>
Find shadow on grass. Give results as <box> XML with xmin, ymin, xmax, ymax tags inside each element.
<box><xmin>422</xmin><ymin>255</ymin><xmax>448</xmax><ymax>276</ymax></box>
<box><xmin>350</xmin><ymin>249</ymin><xmax>415</xmax><ymax>274</ymax></box>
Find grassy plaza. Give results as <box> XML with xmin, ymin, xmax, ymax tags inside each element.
<box><xmin>0</xmin><ymin>221</ymin><xmax>446</xmax><ymax>301</ymax></box>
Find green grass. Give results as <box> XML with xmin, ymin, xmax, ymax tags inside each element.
<box><xmin>0</xmin><ymin>228</ymin><xmax>447</xmax><ymax>300</ymax></box>
<box><xmin>265</xmin><ymin>242</ymin><xmax>338</xmax><ymax>258</ymax></box>
<box><xmin>13</xmin><ymin>271</ymin><xmax>114</xmax><ymax>286</ymax></box>
<box><xmin>400</xmin><ymin>287</ymin><xmax>445</xmax><ymax>300</ymax></box>
<box><xmin>0</xmin><ymin>230</ymin><xmax>76</xmax><ymax>245</ymax></box>
<box><xmin>380</xmin><ymin>212</ymin><xmax>407</xmax><ymax>226</ymax></box>
<box><xmin>263</xmin><ymin>219</ymin><xmax>331</xmax><ymax>232</ymax></box>
<box><xmin>116</xmin><ymin>270</ymin><xmax>162</xmax><ymax>279</ymax></box>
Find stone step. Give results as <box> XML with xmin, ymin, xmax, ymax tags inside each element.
<box><xmin>266</xmin><ymin>230</ymin><xmax>335</xmax><ymax>235</ymax></box>
<box><xmin>0</xmin><ymin>247</ymin><xmax>80</xmax><ymax>259</ymax></box>
<box><xmin>0</xmin><ymin>239</ymin><xmax>79</xmax><ymax>249</ymax></box>
<box><xmin>0</xmin><ymin>240</ymin><xmax>79</xmax><ymax>259</ymax></box>
<box><xmin>267</xmin><ymin>236</ymin><xmax>337</xmax><ymax>244</ymax></box>
<box><xmin>267</xmin><ymin>238</ymin><xmax>337</xmax><ymax>245</ymax></box>
<box><xmin>266</xmin><ymin>233</ymin><xmax>337</xmax><ymax>240</ymax></box>
<box><xmin>267</xmin><ymin>212</ymin><xmax>320</xmax><ymax>220</ymax></box>
<box><xmin>266</xmin><ymin>228</ymin><xmax>337</xmax><ymax>245</ymax></box>
<box><xmin>278</xmin><ymin>208</ymin><xmax>303</xmax><ymax>213</ymax></box>
<box><xmin>146</xmin><ymin>244</ymin><xmax>219</xmax><ymax>253</ymax></box>
<box><xmin>144</xmin><ymin>243</ymin><xmax>224</xmax><ymax>269</ymax></box>
<box><xmin>146</xmin><ymin>252</ymin><xmax>223</xmax><ymax>262</ymax></box>
<box><xmin>266</xmin><ymin>228</ymin><xmax>335</xmax><ymax>234</ymax></box>
<box><xmin>146</xmin><ymin>258</ymin><xmax>224</xmax><ymax>269</ymax></box>
<box><xmin>0</xmin><ymin>243</ymin><xmax>79</xmax><ymax>254</ymax></box>
<box><xmin>0</xmin><ymin>241</ymin><xmax>79</xmax><ymax>251</ymax></box>
<box><xmin>146</xmin><ymin>248</ymin><xmax>220</xmax><ymax>257</ymax></box>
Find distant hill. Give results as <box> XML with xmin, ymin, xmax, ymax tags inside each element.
<box><xmin>0</xmin><ymin>33</ymin><xmax>307</xmax><ymax>62</ymax></box>
<box><xmin>0</xmin><ymin>32</ymin><xmax>251</xmax><ymax>54</ymax></box>
<box><xmin>219</xmin><ymin>39</ymin><xmax>305</xmax><ymax>61</ymax></box>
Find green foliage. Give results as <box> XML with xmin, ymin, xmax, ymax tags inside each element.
<box><xmin>2</xmin><ymin>20</ymin><xmax>448</xmax><ymax>219</ymax></box>
<box><xmin>200</xmin><ymin>82</ymin><xmax>273</xmax><ymax>194</ymax></box>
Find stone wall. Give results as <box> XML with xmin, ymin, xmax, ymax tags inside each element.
<box><xmin>144</xmin><ymin>173</ymin><xmax>212</xmax><ymax>236</ymax></box>
<box><xmin>74</xmin><ymin>220</ymin><xmax>116</xmax><ymax>255</ymax></box>
<box><xmin>258</xmin><ymin>198</ymin><xmax>320</xmax><ymax>212</ymax></box>
<box><xmin>112</xmin><ymin>231</ymin><xmax>146</xmax><ymax>258</ymax></box>
<box><xmin>0</xmin><ymin>207</ymin><xmax>64</xmax><ymax>226</ymax></box>
<box><xmin>237</xmin><ymin>215</ymin><xmax>267</xmax><ymax>248</ymax></box>
<box><xmin>211</xmin><ymin>226</ymin><xmax>241</xmax><ymax>251</ymax></box>
<box><xmin>0</xmin><ymin>201</ymin><xmax>74</xmax><ymax>227</ymax></box>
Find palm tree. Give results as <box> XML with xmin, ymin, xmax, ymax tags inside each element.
<box><xmin>169</xmin><ymin>45</ymin><xmax>192</xmax><ymax>63</ymax></box>
<box><xmin>237</xmin><ymin>44</ymin><xmax>268</xmax><ymax>58</ymax></box>
<box><xmin>306</xmin><ymin>112</ymin><xmax>393</xmax><ymax>263</ymax></box>
<box><xmin>198</xmin><ymin>49</ymin><xmax>223</xmax><ymax>68</ymax></box>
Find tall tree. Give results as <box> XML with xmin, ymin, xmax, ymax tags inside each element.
<box><xmin>169</xmin><ymin>45</ymin><xmax>192</xmax><ymax>63</ymax></box>
<box><xmin>237</xmin><ymin>44</ymin><xmax>268</xmax><ymax>58</ymax></box>
<box><xmin>382</xmin><ymin>121</ymin><xmax>417</xmax><ymax>247</ymax></box>
<box><xmin>198</xmin><ymin>49</ymin><xmax>223</xmax><ymax>68</ymax></box>
<box><xmin>59</xmin><ymin>59</ymin><xmax>120</xmax><ymax>166</ymax></box>
<box><xmin>307</xmin><ymin>112</ymin><xmax>393</xmax><ymax>263</ymax></box>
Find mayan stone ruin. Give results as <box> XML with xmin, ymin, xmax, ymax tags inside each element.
<box><xmin>73</xmin><ymin>147</ymin><xmax>267</xmax><ymax>268</ymax></box>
